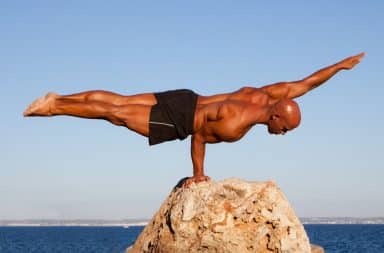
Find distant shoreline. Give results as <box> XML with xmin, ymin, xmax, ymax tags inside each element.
<box><xmin>1</xmin><ymin>218</ymin><xmax>384</xmax><ymax>226</ymax></box>
<box><xmin>300</xmin><ymin>217</ymin><xmax>384</xmax><ymax>225</ymax></box>
<box><xmin>0</xmin><ymin>222</ymin><xmax>149</xmax><ymax>227</ymax></box>
<box><xmin>0</xmin><ymin>219</ymin><xmax>149</xmax><ymax>227</ymax></box>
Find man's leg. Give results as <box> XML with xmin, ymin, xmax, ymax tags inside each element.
<box><xmin>60</xmin><ymin>90</ymin><xmax>157</xmax><ymax>106</ymax></box>
<box><xmin>24</xmin><ymin>93</ymin><xmax>151</xmax><ymax>137</ymax></box>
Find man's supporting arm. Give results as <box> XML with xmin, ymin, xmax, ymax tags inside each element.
<box><xmin>191</xmin><ymin>133</ymin><xmax>206</xmax><ymax>179</ymax></box>
<box><xmin>261</xmin><ymin>52</ymin><xmax>365</xmax><ymax>101</ymax></box>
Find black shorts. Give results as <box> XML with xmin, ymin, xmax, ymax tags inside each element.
<box><xmin>148</xmin><ymin>89</ymin><xmax>198</xmax><ymax>145</ymax></box>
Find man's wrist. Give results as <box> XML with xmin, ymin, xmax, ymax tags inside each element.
<box><xmin>334</xmin><ymin>62</ymin><xmax>346</xmax><ymax>71</ymax></box>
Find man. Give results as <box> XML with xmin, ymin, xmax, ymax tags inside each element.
<box><xmin>24</xmin><ymin>52</ymin><xmax>364</xmax><ymax>186</ymax></box>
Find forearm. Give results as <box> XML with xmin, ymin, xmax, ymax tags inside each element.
<box><xmin>262</xmin><ymin>53</ymin><xmax>364</xmax><ymax>99</ymax></box>
<box><xmin>191</xmin><ymin>134</ymin><xmax>206</xmax><ymax>177</ymax></box>
<box><xmin>292</xmin><ymin>53</ymin><xmax>364</xmax><ymax>97</ymax></box>
<box><xmin>260</xmin><ymin>63</ymin><xmax>343</xmax><ymax>100</ymax></box>
<box><xmin>300</xmin><ymin>62</ymin><xmax>344</xmax><ymax>90</ymax></box>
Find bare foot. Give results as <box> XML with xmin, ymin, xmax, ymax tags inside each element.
<box><xmin>183</xmin><ymin>175</ymin><xmax>211</xmax><ymax>188</ymax></box>
<box><xmin>23</xmin><ymin>92</ymin><xmax>58</xmax><ymax>116</ymax></box>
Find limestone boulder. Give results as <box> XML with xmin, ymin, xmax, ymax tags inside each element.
<box><xmin>127</xmin><ymin>178</ymin><xmax>312</xmax><ymax>253</ymax></box>
<box><xmin>310</xmin><ymin>244</ymin><xmax>325</xmax><ymax>253</ymax></box>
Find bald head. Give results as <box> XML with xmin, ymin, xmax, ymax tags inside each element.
<box><xmin>268</xmin><ymin>99</ymin><xmax>301</xmax><ymax>135</ymax></box>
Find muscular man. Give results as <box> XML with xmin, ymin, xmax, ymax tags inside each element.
<box><xmin>24</xmin><ymin>53</ymin><xmax>364</xmax><ymax>186</ymax></box>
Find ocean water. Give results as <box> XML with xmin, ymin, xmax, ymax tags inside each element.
<box><xmin>0</xmin><ymin>226</ymin><xmax>142</xmax><ymax>253</ymax></box>
<box><xmin>0</xmin><ymin>225</ymin><xmax>383</xmax><ymax>253</ymax></box>
<box><xmin>305</xmin><ymin>224</ymin><xmax>384</xmax><ymax>253</ymax></box>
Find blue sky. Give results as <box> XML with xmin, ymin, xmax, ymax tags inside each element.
<box><xmin>1</xmin><ymin>1</ymin><xmax>383</xmax><ymax>219</ymax></box>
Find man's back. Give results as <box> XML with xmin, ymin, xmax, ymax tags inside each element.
<box><xmin>198</xmin><ymin>86</ymin><xmax>270</xmax><ymax>105</ymax></box>
<box><xmin>194</xmin><ymin>89</ymin><xmax>271</xmax><ymax>143</ymax></box>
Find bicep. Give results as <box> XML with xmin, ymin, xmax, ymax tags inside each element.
<box><xmin>261</xmin><ymin>81</ymin><xmax>309</xmax><ymax>100</ymax></box>
<box><xmin>287</xmin><ymin>82</ymin><xmax>309</xmax><ymax>98</ymax></box>
<box><xmin>261</xmin><ymin>82</ymin><xmax>290</xmax><ymax>100</ymax></box>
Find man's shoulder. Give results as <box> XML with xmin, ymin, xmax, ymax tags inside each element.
<box><xmin>233</xmin><ymin>86</ymin><xmax>270</xmax><ymax>104</ymax></box>
<box><xmin>239</xmin><ymin>86</ymin><xmax>258</xmax><ymax>93</ymax></box>
<box><xmin>238</xmin><ymin>86</ymin><xmax>270</xmax><ymax>96</ymax></box>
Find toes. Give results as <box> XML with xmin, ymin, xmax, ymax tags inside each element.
<box><xmin>23</xmin><ymin>93</ymin><xmax>57</xmax><ymax>117</ymax></box>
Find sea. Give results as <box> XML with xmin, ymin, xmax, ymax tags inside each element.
<box><xmin>0</xmin><ymin>225</ymin><xmax>383</xmax><ymax>253</ymax></box>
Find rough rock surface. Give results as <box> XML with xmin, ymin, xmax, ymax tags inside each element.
<box><xmin>310</xmin><ymin>244</ymin><xmax>325</xmax><ymax>253</ymax></box>
<box><xmin>127</xmin><ymin>178</ymin><xmax>312</xmax><ymax>253</ymax></box>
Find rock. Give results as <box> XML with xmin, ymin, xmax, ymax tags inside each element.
<box><xmin>310</xmin><ymin>244</ymin><xmax>325</xmax><ymax>253</ymax></box>
<box><xmin>127</xmin><ymin>178</ymin><xmax>312</xmax><ymax>253</ymax></box>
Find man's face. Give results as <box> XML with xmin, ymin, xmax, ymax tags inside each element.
<box><xmin>268</xmin><ymin>114</ymin><xmax>300</xmax><ymax>135</ymax></box>
<box><xmin>268</xmin><ymin>116</ymin><xmax>288</xmax><ymax>135</ymax></box>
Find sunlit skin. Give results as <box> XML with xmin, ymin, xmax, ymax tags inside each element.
<box><xmin>24</xmin><ymin>53</ymin><xmax>364</xmax><ymax>186</ymax></box>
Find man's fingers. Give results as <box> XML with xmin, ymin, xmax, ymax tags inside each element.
<box><xmin>346</xmin><ymin>52</ymin><xmax>364</xmax><ymax>68</ymax></box>
<box><xmin>355</xmin><ymin>52</ymin><xmax>365</xmax><ymax>59</ymax></box>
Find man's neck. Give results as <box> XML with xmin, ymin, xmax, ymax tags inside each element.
<box><xmin>251</xmin><ymin>106</ymin><xmax>271</xmax><ymax>125</ymax></box>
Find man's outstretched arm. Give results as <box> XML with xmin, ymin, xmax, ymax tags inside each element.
<box><xmin>261</xmin><ymin>52</ymin><xmax>365</xmax><ymax>101</ymax></box>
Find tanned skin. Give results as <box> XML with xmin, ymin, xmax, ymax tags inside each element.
<box><xmin>24</xmin><ymin>53</ymin><xmax>364</xmax><ymax>186</ymax></box>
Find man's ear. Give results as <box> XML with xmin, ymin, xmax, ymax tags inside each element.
<box><xmin>271</xmin><ymin>114</ymin><xmax>279</xmax><ymax>120</ymax></box>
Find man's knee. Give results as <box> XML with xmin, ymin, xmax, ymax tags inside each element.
<box><xmin>104</xmin><ymin>106</ymin><xmax>129</xmax><ymax>126</ymax></box>
<box><xmin>106</xmin><ymin>114</ymin><xmax>126</xmax><ymax>126</ymax></box>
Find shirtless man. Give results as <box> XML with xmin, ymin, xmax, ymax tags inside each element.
<box><xmin>24</xmin><ymin>53</ymin><xmax>364</xmax><ymax>186</ymax></box>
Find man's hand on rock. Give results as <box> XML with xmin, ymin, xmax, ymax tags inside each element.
<box><xmin>183</xmin><ymin>175</ymin><xmax>211</xmax><ymax>188</ymax></box>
